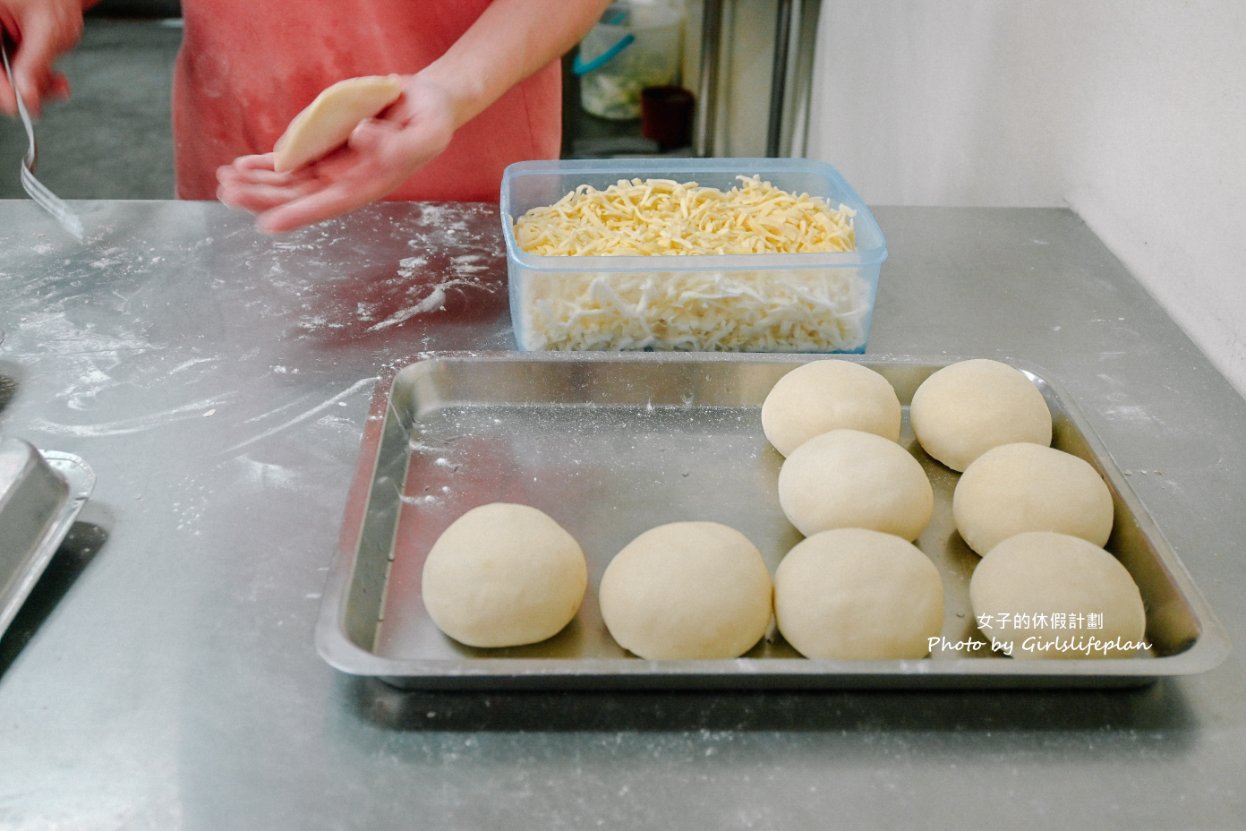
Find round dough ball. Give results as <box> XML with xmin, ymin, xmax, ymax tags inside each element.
<box><xmin>969</xmin><ymin>531</ymin><xmax>1146</xmax><ymax>660</ymax></box>
<box><xmin>599</xmin><ymin>522</ymin><xmax>772</xmax><ymax>660</ymax></box>
<box><xmin>421</xmin><ymin>503</ymin><xmax>587</xmax><ymax>648</ymax></box>
<box><xmin>954</xmin><ymin>442</ymin><xmax>1114</xmax><ymax>556</ymax></box>
<box><xmin>774</xmin><ymin>529</ymin><xmax>944</xmax><ymax>660</ymax></box>
<box><xmin>909</xmin><ymin>358</ymin><xmax>1053</xmax><ymax>471</ymax></box>
<box><xmin>778</xmin><ymin>429</ymin><xmax>934</xmax><ymax>540</ymax></box>
<box><xmin>761</xmin><ymin>360</ymin><xmax>902</xmax><ymax>456</ymax></box>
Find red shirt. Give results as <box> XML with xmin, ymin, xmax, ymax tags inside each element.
<box><xmin>172</xmin><ymin>0</ymin><xmax>561</xmax><ymax>201</ymax></box>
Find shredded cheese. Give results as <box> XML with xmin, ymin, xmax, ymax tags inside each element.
<box><xmin>514</xmin><ymin>176</ymin><xmax>856</xmax><ymax>257</ymax></box>
<box><xmin>519</xmin><ymin>269</ymin><xmax>870</xmax><ymax>352</ymax></box>
<box><xmin>511</xmin><ymin>176</ymin><xmax>871</xmax><ymax>352</ymax></box>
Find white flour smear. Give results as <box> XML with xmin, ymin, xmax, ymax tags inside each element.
<box><xmin>396</xmin><ymin>255</ymin><xmax>429</xmax><ymax>278</ymax></box>
<box><xmin>1102</xmin><ymin>403</ymin><xmax>1163</xmax><ymax>427</ymax></box>
<box><xmin>366</xmin><ymin>248</ymin><xmax>501</xmax><ymax>332</ymax></box>
<box><xmin>221</xmin><ymin>376</ymin><xmax>377</xmax><ymax>455</ymax></box>
<box><xmin>367</xmin><ymin>282</ymin><xmax>460</xmax><ymax>331</ymax></box>
<box><xmin>232</xmin><ymin>454</ymin><xmax>301</xmax><ymax>491</ymax></box>
<box><xmin>30</xmin><ymin>393</ymin><xmax>237</xmax><ymax>437</ymax></box>
<box><xmin>448</xmin><ymin>254</ymin><xmax>490</xmax><ymax>274</ymax></box>
<box><xmin>13</xmin><ymin>309</ymin><xmax>151</xmax><ymax>412</ymax></box>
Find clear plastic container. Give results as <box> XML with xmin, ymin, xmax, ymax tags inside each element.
<box><xmin>576</xmin><ymin>2</ymin><xmax>683</xmax><ymax>120</ymax></box>
<box><xmin>500</xmin><ymin>157</ymin><xmax>888</xmax><ymax>353</ymax></box>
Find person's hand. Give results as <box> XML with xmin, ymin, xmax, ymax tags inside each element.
<box><xmin>0</xmin><ymin>0</ymin><xmax>86</xmax><ymax>119</ymax></box>
<box><xmin>216</xmin><ymin>73</ymin><xmax>458</xmax><ymax>234</ymax></box>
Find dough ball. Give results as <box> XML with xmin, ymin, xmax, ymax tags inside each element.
<box><xmin>954</xmin><ymin>442</ymin><xmax>1114</xmax><ymax>556</ymax></box>
<box><xmin>909</xmin><ymin>358</ymin><xmax>1053</xmax><ymax>471</ymax></box>
<box><xmin>274</xmin><ymin>75</ymin><xmax>404</xmax><ymax>172</ymax></box>
<box><xmin>599</xmin><ymin>522</ymin><xmax>772</xmax><ymax>660</ymax></box>
<box><xmin>778</xmin><ymin>429</ymin><xmax>934</xmax><ymax>540</ymax></box>
<box><xmin>774</xmin><ymin>528</ymin><xmax>944</xmax><ymax>660</ymax></box>
<box><xmin>421</xmin><ymin>502</ymin><xmax>587</xmax><ymax>648</ymax></box>
<box><xmin>761</xmin><ymin>359</ymin><xmax>902</xmax><ymax>456</ymax></box>
<box><xmin>969</xmin><ymin>531</ymin><xmax>1146</xmax><ymax>660</ymax></box>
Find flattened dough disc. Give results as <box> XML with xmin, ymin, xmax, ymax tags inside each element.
<box><xmin>273</xmin><ymin>75</ymin><xmax>404</xmax><ymax>172</ymax></box>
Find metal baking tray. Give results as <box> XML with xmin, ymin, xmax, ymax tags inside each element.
<box><xmin>315</xmin><ymin>353</ymin><xmax>1229</xmax><ymax>689</ymax></box>
<box><xmin>0</xmin><ymin>436</ymin><xmax>95</xmax><ymax>639</ymax></box>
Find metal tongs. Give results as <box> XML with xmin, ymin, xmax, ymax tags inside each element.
<box><xmin>1</xmin><ymin>34</ymin><xmax>84</xmax><ymax>241</ymax></box>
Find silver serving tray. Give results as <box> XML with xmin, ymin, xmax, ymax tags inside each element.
<box><xmin>0</xmin><ymin>437</ymin><xmax>95</xmax><ymax>639</ymax></box>
<box><xmin>315</xmin><ymin>353</ymin><xmax>1229</xmax><ymax>689</ymax></box>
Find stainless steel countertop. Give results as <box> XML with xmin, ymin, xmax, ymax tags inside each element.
<box><xmin>2</xmin><ymin>199</ymin><xmax>1243</xmax><ymax>828</ymax></box>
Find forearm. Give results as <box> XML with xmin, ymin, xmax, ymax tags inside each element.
<box><xmin>418</xmin><ymin>0</ymin><xmax>611</xmax><ymax>130</ymax></box>
<box><xmin>0</xmin><ymin>0</ymin><xmax>97</xmax><ymax>35</ymax></box>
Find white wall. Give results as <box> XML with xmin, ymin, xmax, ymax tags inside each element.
<box><xmin>805</xmin><ymin>1</ymin><xmax>1246</xmax><ymax>397</ymax></box>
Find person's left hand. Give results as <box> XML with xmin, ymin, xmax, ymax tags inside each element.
<box><xmin>216</xmin><ymin>73</ymin><xmax>456</xmax><ymax>233</ymax></box>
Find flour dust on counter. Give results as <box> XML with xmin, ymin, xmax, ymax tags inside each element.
<box><xmin>219</xmin><ymin>376</ymin><xmax>378</xmax><ymax>457</ymax></box>
<box><xmin>6</xmin><ymin>282</ymin><xmax>236</xmax><ymax>442</ymax></box>
<box><xmin>364</xmin><ymin>212</ymin><xmax>506</xmax><ymax>331</ymax></box>
<box><xmin>234</xmin><ymin>204</ymin><xmax>509</xmax><ymax>342</ymax></box>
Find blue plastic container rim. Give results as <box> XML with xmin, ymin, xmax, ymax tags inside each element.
<box><xmin>500</xmin><ymin>157</ymin><xmax>888</xmax><ymax>273</ymax></box>
<box><xmin>571</xmin><ymin>33</ymin><xmax>635</xmax><ymax>76</ymax></box>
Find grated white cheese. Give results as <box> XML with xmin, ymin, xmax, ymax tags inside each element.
<box><xmin>511</xmin><ymin>176</ymin><xmax>870</xmax><ymax>352</ymax></box>
<box><xmin>519</xmin><ymin>268</ymin><xmax>871</xmax><ymax>352</ymax></box>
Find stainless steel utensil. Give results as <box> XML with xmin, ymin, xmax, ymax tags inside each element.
<box><xmin>1</xmin><ymin>37</ymin><xmax>85</xmax><ymax>241</ymax></box>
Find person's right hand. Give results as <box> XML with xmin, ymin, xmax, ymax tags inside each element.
<box><xmin>0</xmin><ymin>0</ymin><xmax>87</xmax><ymax>119</ymax></box>
<box><xmin>215</xmin><ymin>72</ymin><xmax>459</xmax><ymax>233</ymax></box>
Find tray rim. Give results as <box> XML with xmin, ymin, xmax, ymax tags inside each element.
<box><xmin>314</xmin><ymin>351</ymin><xmax>1231</xmax><ymax>689</ymax></box>
<box><xmin>0</xmin><ymin>440</ymin><xmax>96</xmax><ymax>638</ymax></box>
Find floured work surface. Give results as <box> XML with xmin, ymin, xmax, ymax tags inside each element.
<box><xmin>316</xmin><ymin>353</ymin><xmax>1228</xmax><ymax>689</ymax></box>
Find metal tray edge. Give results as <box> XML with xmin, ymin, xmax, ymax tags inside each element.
<box><xmin>0</xmin><ymin>449</ymin><xmax>95</xmax><ymax>638</ymax></box>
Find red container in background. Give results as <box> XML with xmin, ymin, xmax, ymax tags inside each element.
<box><xmin>640</xmin><ymin>86</ymin><xmax>695</xmax><ymax>150</ymax></box>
